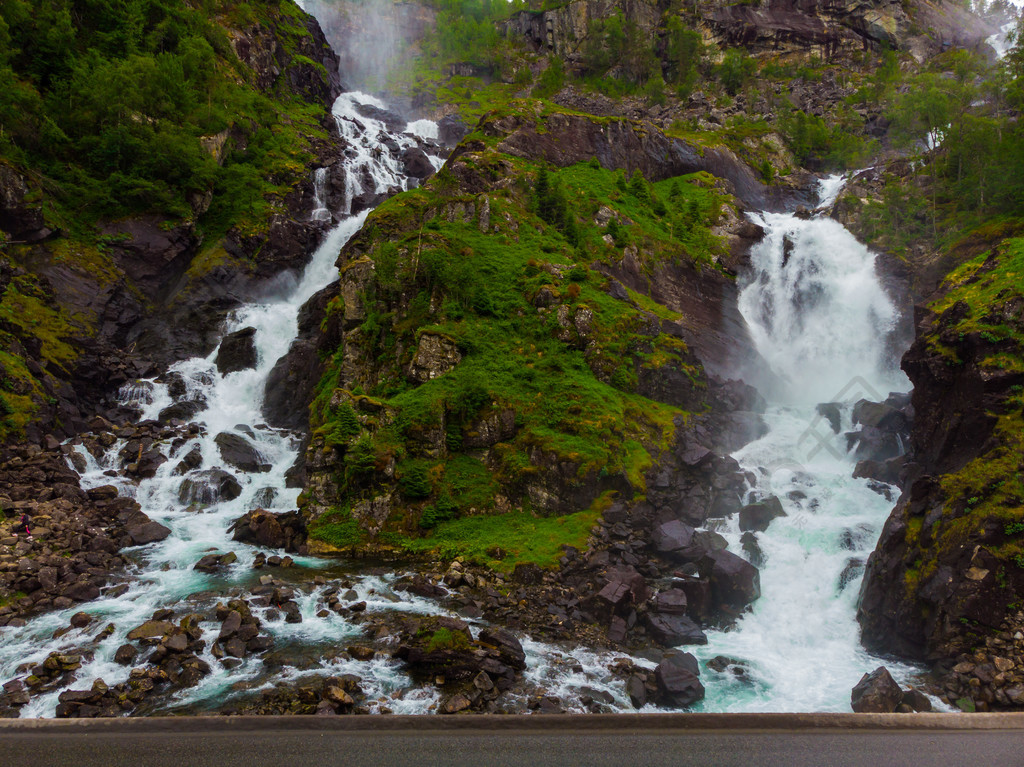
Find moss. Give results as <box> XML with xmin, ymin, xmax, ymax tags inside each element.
<box><xmin>307</xmin><ymin>505</ymin><xmax>366</xmax><ymax>550</ymax></box>
<box><xmin>424</xmin><ymin>627</ymin><xmax>471</xmax><ymax>652</ymax></box>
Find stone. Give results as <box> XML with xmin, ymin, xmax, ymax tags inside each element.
<box><xmin>851</xmin><ymin>666</ymin><xmax>902</xmax><ymax>713</ymax></box>
<box><xmin>654</xmin><ymin>653</ymin><xmax>705</xmax><ymax>708</ymax></box>
<box><xmin>902</xmin><ymin>688</ymin><xmax>932</xmax><ymax>712</ymax></box>
<box><xmin>178</xmin><ymin>469</ymin><xmax>242</xmax><ymax>505</ymax></box>
<box><xmin>440</xmin><ymin>693</ymin><xmax>472</xmax><ymax>714</ymax></box>
<box><xmin>127</xmin><ymin>620</ymin><xmax>175</xmax><ymax>642</ymax></box>
<box><xmin>815</xmin><ymin>402</ymin><xmax>842</xmax><ymax>434</ymax></box>
<box><xmin>626</xmin><ymin>674</ymin><xmax>647</xmax><ymax>709</ymax></box>
<box><xmin>738</xmin><ymin>496</ymin><xmax>786</xmax><ymax>533</ymax></box>
<box><xmin>645</xmin><ymin>613</ymin><xmax>707</xmax><ymax>646</ymax></box>
<box><xmin>215</xmin><ymin>327</ymin><xmax>258</xmax><ymax>374</ymax></box>
<box><xmin>651</xmin><ymin>589</ymin><xmax>688</xmax><ymax>615</ymax></box>
<box><xmin>214</xmin><ymin>432</ymin><xmax>271</xmax><ymax>473</ymax></box>
<box><xmin>651</xmin><ymin>520</ymin><xmax>700</xmax><ymax>557</ymax></box>
<box><xmin>701</xmin><ymin>549</ymin><xmax>761</xmax><ymax>611</ymax></box>
<box><xmin>407</xmin><ymin>333</ymin><xmax>462</xmax><ymax>383</ymax></box>
<box><xmin>127</xmin><ymin>521</ymin><xmax>172</xmax><ymax>546</ymax></box>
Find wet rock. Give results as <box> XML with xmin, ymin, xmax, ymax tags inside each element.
<box><xmin>194</xmin><ymin>552</ymin><xmax>237</xmax><ymax>573</ymax></box>
<box><xmin>700</xmin><ymin>549</ymin><xmax>760</xmax><ymax>613</ymax></box>
<box><xmin>178</xmin><ymin>468</ymin><xmax>242</xmax><ymax>504</ymax></box>
<box><xmin>654</xmin><ymin>652</ymin><xmax>705</xmax><ymax>708</ymax></box>
<box><xmin>646</xmin><ymin>613</ymin><xmax>707</xmax><ymax>646</ymax></box>
<box><xmin>651</xmin><ymin>520</ymin><xmax>700</xmax><ymax>558</ymax></box>
<box><xmin>738</xmin><ymin>496</ymin><xmax>786</xmax><ymax>533</ymax></box>
<box><xmin>851</xmin><ymin>666</ymin><xmax>902</xmax><ymax>713</ymax></box>
<box><xmin>127</xmin><ymin>520</ymin><xmax>172</xmax><ymax>546</ymax></box>
<box><xmin>740</xmin><ymin>531</ymin><xmax>764</xmax><ymax>567</ymax></box>
<box><xmin>815</xmin><ymin>402</ymin><xmax>842</xmax><ymax>434</ymax></box>
<box><xmin>651</xmin><ymin>589</ymin><xmax>688</xmax><ymax>616</ymax></box>
<box><xmin>401</xmin><ymin>146</ymin><xmax>436</xmax><ymax>180</ymax></box>
<box><xmin>215</xmin><ymin>432</ymin><xmax>271</xmax><ymax>473</ymax></box>
<box><xmin>626</xmin><ymin>674</ymin><xmax>647</xmax><ymax>708</ymax></box>
<box><xmin>127</xmin><ymin>620</ymin><xmax>176</xmax><ymax>643</ymax></box>
<box><xmin>215</xmin><ymin>327</ymin><xmax>258</xmax><ymax>374</ymax></box>
<box><xmin>228</xmin><ymin>508</ymin><xmax>307</xmax><ymax>553</ymax></box>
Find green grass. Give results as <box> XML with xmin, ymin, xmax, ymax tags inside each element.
<box><xmin>307</xmin><ymin>506</ymin><xmax>366</xmax><ymax>550</ymax></box>
<box><xmin>390</xmin><ymin>504</ymin><xmax>604</xmax><ymax>572</ymax></box>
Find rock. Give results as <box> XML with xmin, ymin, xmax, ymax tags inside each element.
<box><xmin>851</xmin><ymin>667</ymin><xmax>902</xmax><ymax>713</ymax></box>
<box><xmin>651</xmin><ymin>520</ymin><xmax>700</xmax><ymax>557</ymax></box>
<box><xmin>215</xmin><ymin>327</ymin><xmax>258</xmax><ymax>374</ymax></box>
<box><xmin>645</xmin><ymin>613</ymin><xmax>707</xmax><ymax>646</ymax></box>
<box><xmin>127</xmin><ymin>620</ymin><xmax>175</xmax><ymax>642</ymax></box>
<box><xmin>902</xmin><ymin>688</ymin><xmax>932</xmax><ymax>713</ymax></box>
<box><xmin>407</xmin><ymin>333</ymin><xmax>462</xmax><ymax>382</ymax></box>
<box><xmin>214</xmin><ymin>432</ymin><xmax>271</xmax><ymax>473</ymax></box>
<box><xmin>127</xmin><ymin>521</ymin><xmax>171</xmax><ymax>546</ymax></box>
<box><xmin>178</xmin><ymin>469</ymin><xmax>242</xmax><ymax>505</ymax></box>
<box><xmin>228</xmin><ymin>508</ymin><xmax>306</xmax><ymax>552</ymax></box>
<box><xmin>701</xmin><ymin>549</ymin><xmax>760</xmax><ymax>612</ymax></box>
<box><xmin>738</xmin><ymin>496</ymin><xmax>786</xmax><ymax>533</ymax></box>
<box><xmin>401</xmin><ymin>146</ymin><xmax>436</xmax><ymax>180</ymax></box>
<box><xmin>654</xmin><ymin>653</ymin><xmax>705</xmax><ymax>708</ymax></box>
<box><xmin>114</xmin><ymin>645</ymin><xmax>138</xmax><ymax>665</ymax></box>
<box><xmin>651</xmin><ymin>589</ymin><xmax>688</xmax><ymax>615</ymax></box>
<box><xmin>815</xmin><ymin>402</ymin><xmax>842</xmax><ymax>434</ymax></box>
<box><xmin>440</xmin><ymin>693</ymin><xmax>473</xmax><ymax>714</ymax></box>
<box><xmin>626</xmin><ymin>674</ymin><xmax>647</xmax><ymax>709</ymax></box>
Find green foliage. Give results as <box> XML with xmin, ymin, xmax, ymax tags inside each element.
<box><xmin>307</xmin><ymin>505</ymin><xmax>365</xmax><ymax>549</ymax></box>
<box><xmin>780</xmin><ymin>108</ymin><xmax>874</xmax><ymax>171</ymax></box>
<box><xmin>399</xmin><ymin>460</ymin><xmax>434</xmax><ymax>499</ymax></box>
<box><xmin>665</xmin><ymin>18</ymin><xmax>702</xmax><ymax>98</ymax></box>
<box><xmin>0</xmin><ymin>0</ymin><xmax>328</xmax><ymax>232</ymax></box>
<box><xmin>718</xmin><ymin>49</ymin><xmax>756</xmax><ymax>96</ymax></box>
<box><xmin>533</xmin><ymin>56</ymin><xmax>564</xmax><ymax>99</ymax></box>
<box><xmin>425</xmin><ymin>627</ymin><xmax>471</xmax><ymax>652</ymax></box>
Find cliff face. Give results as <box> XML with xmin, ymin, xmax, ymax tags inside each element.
<box><xmin>0</xmin><ymin>1</ymin><xmax>346</xmax><ymax>443</ymax></box>
<box><xmin>502</xmin><ymin>0</ymin><xmax>998</xmax><ymax>64</ymax></box>
<box><xmin>858</xmin><ymin>240</ymin><xmax>1024</xmax><ymax>709</ymax></box>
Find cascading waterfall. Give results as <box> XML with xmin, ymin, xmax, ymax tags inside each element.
<box><xmin>310</xmin><ymin>167</ymin><xmax>331</xmax><ymax>223</ymax></box>
<box><xmin>689</xmin><ymin>177</ymin><xmax>928</xmax><ymax>711</ymax></box>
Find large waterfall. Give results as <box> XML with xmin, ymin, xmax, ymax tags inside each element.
<box><xmin>690</xmin><ymin>178</ymin><xmax>925</xmax><ymax>711</ymax></box>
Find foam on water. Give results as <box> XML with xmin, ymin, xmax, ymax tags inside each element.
<box><xmin>692</xmin><ymin>179</ymin><xmax>937</xmax><ymax>711</ymax></box>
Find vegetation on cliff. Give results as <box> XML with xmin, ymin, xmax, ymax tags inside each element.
<box><xmin>305</xmin><ymin>125</ymin><xmax>732</xmax><ymax>565</ymax></box>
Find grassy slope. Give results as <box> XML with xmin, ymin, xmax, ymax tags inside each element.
<box><xmin>306</xmin><ymin>138</ymin><xmax>732</xmax><ymax>570</ymax></box>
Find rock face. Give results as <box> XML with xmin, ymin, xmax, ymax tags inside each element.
<box><xmin>215</xmin><ymin>432</ymin><xmax>271</xmax><ymax>474</ymax></box>
<box><xmin>407</xmin><ymin>333</ymin><xmax>462</xmax><ymax>382</ymax></box>
<box><xmin>215</xmin><ymin>327</ymin><xmax>259</xmax><ymax>374</ymax></box>
<box><xmin>502</xmin><ymin>0</ymin><xmax>997</xmax><ymax>65</ymax></box>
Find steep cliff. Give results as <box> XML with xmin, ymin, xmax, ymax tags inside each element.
<box><xmin>858</xmin><ymin>238</ymin><xmax>1024</xmax><ymax>710</ymax></box>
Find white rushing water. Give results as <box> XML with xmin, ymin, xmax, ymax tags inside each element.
<box><xmin>0</xmin><ymin>92</ymin><xmax>460</xmax><ymax>717</ymax></box>
<box><xmin>691</xmin><ymin>176</ymin><xmax>927</xmax><ymax>711</ymax></box>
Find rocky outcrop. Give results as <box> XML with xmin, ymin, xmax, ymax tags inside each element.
<box><xmin>502</xmin><ymin>0</ymin><xmax>998</xmax><ymax>65</ymax></box>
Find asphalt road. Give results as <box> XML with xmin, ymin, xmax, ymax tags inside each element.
<box><xmin>3</xmin><ymin>714</ymin><xmax>1024</xmax><ymax>767</ymax></box>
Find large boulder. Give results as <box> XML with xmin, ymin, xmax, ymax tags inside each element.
<box><xmin>215</xmin><ymin>327</ymin><xmax>258</xmax><ymax>374</ymax></box>
<box><xmin>228</xmin><ymin>509</ymin><xmax>307</xmax><ymax>553</ymax></box>
<box><xmin>654</xmin><ymin>652</ymin><xmax>705</xmax><ymax>708</ymax></box>
<box><xmin>645</xmin><ymin>613</ymin><xmax>707</xmax><ymax>646</ymax></box>
<box><xmin>651</xmin><ymin>520</ymin><xmax>700</xmax><ymax>557</ymax></box>
<box><xmin>177</xmin><ymin>468</ymin><xmax>242</xmax><ymax>505</ymax></box>
<box><xmin>851</xmin><ymin>666</ymin><xmax>902</xmax><ymax>713</ymax></box>
<box><xmin>401</xmin><ymin>146</ymin><xmax>436</xmax><ymax>180</ymax></box>
<box><xmin>215</xmin><ymin>432</ymin><xmax>271</xmax><ymax>473</ymax></box>
<box><xmin>738</xmin><ymin>496</ymin><xmax>786</xmax><ymax>533</ymax></box>
<box><xmin>701</xmin><ymin>549</ymin><xmax>760</xmax><ymax>612</ymax></box>
<box><xmin>127</xmin><ymin>520</ymin><xmax>172</xmax><ymax>546</ymax></box>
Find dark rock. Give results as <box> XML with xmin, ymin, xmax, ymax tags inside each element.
<box><xmin>215</xmin><ymin>432</ymin><xmax>271</xmax><ymax>473</ymax></box>
<box><xmin>851</xmin><ymin>666</ymin><xmax>902</xmax><ymax>713</ymax></box>
<box><xmin>127</xmin><ymin>521</ymin><xmax>172</xmax><ymax>546</ymax></box>
<box><xmin>401</xmin><ymin>146</ymin><xmax>436</xmax><ymax>180</ymax></box>
<box><xmin>738</xmin><ymin>496</ymin><xmax>786</xmax><ymax>533</ymax></box>
<box><xmin>654</xmin><ymin>652</ymin><xmax>705</xmax><ymax>708</ymax></box>
<box><xmin>178</xmin><ymin>469</ymin><xmax>242</xmax><ymax>505</ymax></box>
<box><xmin>215</xmin><ymin>327</ymin><xmax>258</xmax><ymax>374</ymax></box>
<box><xmin>700</xmin><ymin>549</ymin><xmax>760</xmax><ymax>612</ymax></box>
<box><xmin>651</xmin><ymin>589</ymin><xmax>688</xmax><ymax>615</ymax></box>
<box><xmin>645</xmin><ymin>613</ymin><xmax>707</xmax><ymax>646</ymax></box>
<box><xmin>815</xmin><ymin>402</ymin><xmax>842</xmax><ymax>434</ymax></box>
<box><xmin>626</xmin><ymin>674</ymin><xmax>647</xmax><ymax>709</ymax></box>
<box><xmin>114</xmin><ymin>645</ymin><xmax>139</xmax><ymax>665</ymax></box>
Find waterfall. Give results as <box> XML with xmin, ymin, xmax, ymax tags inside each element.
<box><xmin>0</xmin><ymin>93</ymin><xmax>453</xmax><ymax>718</ymax></box>
<box><xmin>688</xmin><ymin>178</ymin><xmax>929</xmax><ymax>712</ymax></box>
<box><xmin>311</xmin><ymin>167</ymin><xmax>331</xmax><ymax>222</ymax></box>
